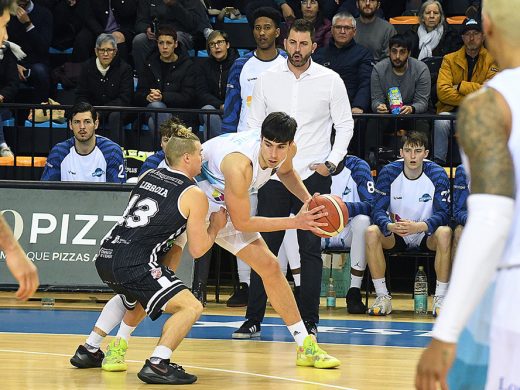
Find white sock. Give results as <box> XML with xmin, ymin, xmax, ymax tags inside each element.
<box><xmin>373</xmin><ymin>278</ymin><xmax>389</xmax><ymax>297</ymax></box>
<box><xmin>292</xmin><ymin>273</ymin><xmax>301</xmax><ymax>287</ymax></box>
<box><xmin>94</xmin><ymin>295</ymin><xmax>127</xmax><ymax>334</ymax></box>
<box><xmin>150</xmin><ymin>345</ymin><xmax>173</xmax><ymax>364</ymax></box>
<box><xmin>237</xmin><ymin>258</ymin><xmax>251</xmax><ymax>285</ymax></box>
<box><xmin>350</xmin><ymin>274</ymin><xmax>363</xmax><ymax>289</ymax></box>
<box><xmin>287</xmin><ymin>321</ymin><xmax>309</xmax><ymax>347</ymax></box>
<box><xmin>435</xmin><ymin>281</ymin><xmax>449</xmax><ymax>297</ymax></box>
<box><xmin>116</xmin><ymin>321</ymin><xmax>136</xmax><ymax>342</ymax></box>
<box><xmin>85</xmin><ymin>331</ymin><xmax>104</xmax><ymax>352</ymax></box>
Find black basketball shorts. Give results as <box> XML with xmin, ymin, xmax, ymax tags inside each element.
<box><xmin>96</xmin><ymin>255</ymin><xmax>188</xmax><ymax>321</ymax></box>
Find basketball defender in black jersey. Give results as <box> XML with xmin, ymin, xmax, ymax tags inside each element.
<box><xmin>70</xmin><ymin>126</ymin><xmax>227</xmax><ymax>385</ymax></box>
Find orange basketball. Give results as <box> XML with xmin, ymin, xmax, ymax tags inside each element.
<box><xmin>308</xmin><ymin>194</ymin><xmax>349</xmax><ymax>238</ymax></box>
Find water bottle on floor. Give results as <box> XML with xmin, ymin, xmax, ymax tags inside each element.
<box><xmin>326</xmin><ymin>277</ymin><xmax>336</xmax><ymax>308</ymax></box>
<box><xmin>414</xmin><ymin>266</ymin><xmax>428</xmax><ymax>315</ymax></box>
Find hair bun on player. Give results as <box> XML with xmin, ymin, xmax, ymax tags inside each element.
<box><xmin>172</xmin><ymin>125</ymin><xmax>194</xmax><ymax>139</ymax></box>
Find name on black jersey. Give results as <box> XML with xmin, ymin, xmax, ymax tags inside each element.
<box><xmin>139</xmin><ymin>181</ymin><xmax>169</xmax><ymax>198</ymax></box>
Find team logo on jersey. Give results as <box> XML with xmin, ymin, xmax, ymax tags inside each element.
<box><xmin>92</xmin><ymin>168</ymin><xmax>105</xmax><ymax>177</ymax></box>
<box><xmin>419</xmin><ymin>194</ymin><xmax>432</xmax><ymax>202</ymax></box>
<box><xmin>212</xmin><ymin>189</ymin><xmax>225</xmax><ymax>202</ymax></box>
<box><xmin>150</xmin><ymin>267</ymin><xmax>162</xmax><ymax>279</ymax></box>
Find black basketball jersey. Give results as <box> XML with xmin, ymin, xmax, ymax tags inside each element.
<box><xmin>99</xmin><ymin>168</ymin><xmax>195</xmax><ymax>266</ymax></box>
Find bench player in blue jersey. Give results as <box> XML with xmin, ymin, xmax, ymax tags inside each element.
<box><xmin>41</xmin><ymin>102</ymin><xmax>126</xmax><ymax>183</ymax></box>
<box><xmin>366</xmin><ymin>131</ymin><xmax>452</xmax><ymax>317</ymax></box>
<box><xmin>70</xmin><ymin>125</ymin><xmax>228</xmax><ymax>385</ymax></box>
<box><xmin>452</xmin><ymin>164</ymin><xmax>469</xmax><ymax>251</ymax></box>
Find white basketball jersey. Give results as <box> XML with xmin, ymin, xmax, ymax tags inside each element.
<box><xmin>197</xmin><ymin>132</ymin><xmax>277</xmax><ymax>205</ymax></box>
<box><xmin>487</xmin><ymin>67</ymin><xmax>520</xmax><ymax>267</ymax></box>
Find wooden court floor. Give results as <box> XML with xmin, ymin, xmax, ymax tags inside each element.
<box><xmin>0</xmin><ymin>292</ymin><xmax>430</xmax><ymax>390</ymax></box>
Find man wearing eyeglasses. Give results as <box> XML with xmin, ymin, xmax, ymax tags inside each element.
<box><xmin>354</xmin><ymin>0</ymin><xmax>395</xmax><ymax>62</ymax></box>
<box><xmin>313</xmin><ymin>11</ymin><xmax>373</xmax><ymax>114</ymax></box>
<box><xmin>433</xmin><ymin>17</ymin><xmax>498</xmax><ymax>165</ymax></box>
<box><xmin>75</xmin><ymin>33</ymin><xmax>134</xmax><ymax>143</ymax></box>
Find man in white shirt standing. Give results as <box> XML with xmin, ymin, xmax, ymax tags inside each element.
<box><xmin>233</xmin><ymin>18</ymin><xmax>354</xmax><ymax>339</ymax></box>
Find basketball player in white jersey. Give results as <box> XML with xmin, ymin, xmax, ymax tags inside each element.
<box><xmin>197</xmin><ymin>111</ymin><xmax>340</xmax><ymax>368</ymax></box>
<box><xmin>416</xmin><ymin>0</ymin><xmax>519</xmax><ymax>388</ymax></box>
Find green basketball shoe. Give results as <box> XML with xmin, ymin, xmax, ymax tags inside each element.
<box><xmin>102</xmin><ymin>337</ymin><xmax>128</xmax><ymax>372</ymax></box>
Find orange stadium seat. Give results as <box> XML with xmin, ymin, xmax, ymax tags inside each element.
<box><xmin>389</xmin><ymin>16</ymin><xmax>420</xmax><ymax>25</ymax></box>
<box><xmin>447</xmin><ymin>16</ymin><xmax>466</xmax><ymax>24</ymax></box>
<box><xmin>0</xmin><ymin>156</ymin><xmax>47</xmax><ymax>167</ymax></box>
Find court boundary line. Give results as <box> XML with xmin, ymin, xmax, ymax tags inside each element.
<box><xmin>0</xmin><ymin>331</ymin><xmax>427</xmax><ymax>349</ymax></box>
<box><xmin>0</xmin><ymin>348</ymin><xmax>358</xmax><ymax>390</ymax></box>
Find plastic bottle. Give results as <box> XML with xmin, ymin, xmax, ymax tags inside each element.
<box><xmin>326</xmin><ymin>277</ymin><xmax>336</xmax><ymax>308</ymax></box>
<box><xmin>388</xmin><ymin>87</ymin><xmax>404</xmax><ymax>115</ymax></box>
<box><xmin>414</xmin><ymin>266</ymin><xmax>428</xmax><ymax>314</ymax></box>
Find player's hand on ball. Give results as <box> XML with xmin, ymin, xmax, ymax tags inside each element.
<box><xmin>209</xmin><ymin>207</ymin><xmax>228</xmax><ymax>231</ymax></box>
<box><xmin>294</xmin><ymin>198</ymin><xmax>328</xmax><ymax>231</ymax></box>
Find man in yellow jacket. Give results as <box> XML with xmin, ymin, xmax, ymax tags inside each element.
<box><xmin>433</xmin><ymin>18</ymin><xmax>499</xmax><ymax>165</ymax></box>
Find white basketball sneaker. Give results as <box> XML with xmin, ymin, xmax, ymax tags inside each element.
<box><xmin>368</xmin><ymin>295</ymin><xmax>392</xmax><ymax>316</ymax></box>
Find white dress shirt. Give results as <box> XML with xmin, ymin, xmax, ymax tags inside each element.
<box><xmin>247</xmin><ymin>59</ymin><xmax>354</xmax><ymax>180</ymax></box>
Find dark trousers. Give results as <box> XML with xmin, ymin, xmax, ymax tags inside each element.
<box><xmin>246</xmin><ymin>172</ymin><xmax>331</xmax><ymax>324</ymax></box>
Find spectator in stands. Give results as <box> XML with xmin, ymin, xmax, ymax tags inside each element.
<box><xmin>366</xmin><ymin>131</ymin><xmax>451</xmax><ymax>317</ymax></box>
<box><xmin>406</xmin><ymin>0</ymin><xmax>461</xmax><ymax>61</ymax></box>
<box><xmin>433</xmin><ymin>18</ymin><xmax>498</xmax><ymax>165</ymax></box>
<box><xmin>72</xmin><ymin>0</ymin><xmax>136</xmax><ymax>63</ymax></box>
<box><xmin>0</xmin><ymin>42</ymin><xmax>20</xmax><ymax>156</ymax></box>
<box><xmin>133</xmin><ymin>0</ymin><xmax>212</xmax><ymax>78</ymax></box>
<box><xmin>221</xmin><ymin>7</ymin><xmax>286</xmax><ymax>134</ymax></box>
<box><xmin>75</xmin><ymin>33</ymin><xmax>134</xmax><ymax>143</ymax></box>
<box><xmin>293</xmin><ymin>0</ymin><xmax>332</xmax><ymax>48</ymax></box>
<box><xmin>196</xmin><ymin>30</ymin><xmax>239</xmax><ymax>138</ymax></box>
<box><xmin>220</xmin><ymin>7</ymin><xmax>286</xmax><ymax>307</ymax></box>
<box><xmin>313</xmin><ymin>11</ymin><xmax>373</xmax><ymax>113</ymax></box>
<box><xmin>135</xmin><ymin>25</ymin><xmax>197</xmax><ymax>133</ymax></box>
<box><xmin>354</xmin><ymin>0</ymin><xmax>396</xmax><ymax>62</ymax></box>
<box><xmin>371</xmin><ymin>34</ymin><xmax>431</xmax><ymax>115</ymax></box>
<box><xmin>41</xmin><ymin>102</ymin><xmax>126</xmax><ymax>183</ymax></box>
<box><xmin>7</xmin><ymin>0</ymin><xmax>52</xmax><ymax>104</ymax></box>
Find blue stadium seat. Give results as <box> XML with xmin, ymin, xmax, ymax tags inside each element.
<box><xmin>24</xmin><ymin>120</ymin><xmax>67</xmax><ymax>128</ymax></box>
<box><xmin>223</xmin><ymin>16</ymin><xmax>248</xmax><ymax>24</ymax></box>
<box><xmin>49</xmin><ymin>47</ymin><xmax>73</xmax><ymax>54</ymax></box>
<box><xmin>1</xmin><ymin>118</ymin><xmax>15</xmax><ymax>127</ymax></box>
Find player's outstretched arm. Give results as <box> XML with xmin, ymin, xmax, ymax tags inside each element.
<box><xmin>181</xmin><ymin>187</ymin><xmax>227</xmax><ymax>258</ymax></box>
<box><xmin>415</xmin><ymin>88</ymin><xmax>515</xmax><ymax>389</ymax></box>
<box><xmin>0</xmin><ymin>216</ymin><xmax>39</xmax><ymax>300</ymax></box>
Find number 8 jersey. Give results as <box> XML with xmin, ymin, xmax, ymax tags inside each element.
<box><xmin>98</xmin><ymin>167</ymin><xmax>195</xmax><ymax>266</ymax></box>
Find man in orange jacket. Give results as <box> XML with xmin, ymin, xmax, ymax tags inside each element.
<box><xmin>433</xmin><ymin>17</ymin><xmax>498</xmax><ymax>165</ymax></box>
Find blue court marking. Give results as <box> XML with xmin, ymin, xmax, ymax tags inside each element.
<box><xmin>0</xmin><ymin>309</ymin><xmax>432</xmax><ymax>348</ymax></box>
